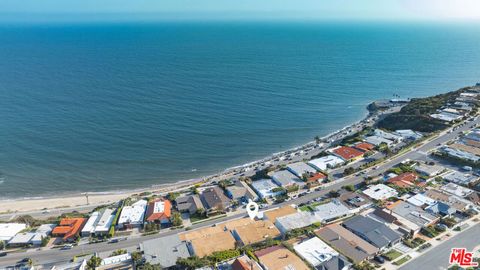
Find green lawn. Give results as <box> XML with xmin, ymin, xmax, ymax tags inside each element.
<box><xmin>393</xmin><ymin>255</ymin><xmax>412</xmax><ymax>266</ymax></box>
<box><xmin>383</xmin><ymin>250</ymin><xmax>403</xmax><ymax>261</ymax></box>
<box><xmin>299</xmin><ymin>201</ymin><xmax>329</xmax><ymax>212</ymax></box>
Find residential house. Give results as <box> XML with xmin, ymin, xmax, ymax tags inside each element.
<box><xmin>200</xmin><ymin>187</ymin><xmax>231</xmax><ymax>214</ymax></box>
<box><xmin>363</xmin><ymin>184</ymin><xmax>398</xmax><ymax>201</ymax></box>
<box><xmin>331</xmin><ymin>146</ymin><xmax>364</xmax><ymax>162</ymax></box>
<box><xmin>145</xmin><ymin>198</ymin><xmax>172</xmax><ymax>224</ymax></box>
<box><xmin>442</xmin><ymin>171</ymin><xmax>478</xmax><ymax>186</ymax></box>
<box><xmin>316</xmin><ymin>223</ymin><xmax>379</xmax><ymax>264</ymax></box>
<box><xmin>141</xmin><ymin>234</ymin><xmax>190</xmax><ymax>269</ymax></box>
<box><xmin>230</xmin><ymin>255</ymin><xmax>262</xmax><ymax>270</ymax></box>
<box><xmin>415</xmin><ymin>164</ymin><xmax>444</xmax><ymax>177</ymax></box>
<box><xmin>389</xmin><ymin>201</ymin><xmax>439</xmax><ymax>234</ymax></box>
<box><xmin>342</xmin><ymin>215</ymin><xmax>402</xmax><ymax>250</ymax></box>
<box><xmin>0</xmin><ymin>223</ymin><xmax>27</xmax><ymax>242</ymax></box>
<box><xmin>226</xmin><ymin>181</ymin><xmax>258</xmax><ymax>202</ymax></box>
<box><xmin>426</xmin><ymin>202</ymin><xmax>456</xmax><ymax>217</ymax></box>
<box><xmin>339</xmin><ymin>191</ymin><xmax>373</xmax><ymax>212</ymax></box>
<box><xmin>52</xmin><ymin>218</ymin><xmax>87</xmax><ymax>242</ymax></box>
<box><xmin>441</xmin><ymin>183</ymin><xmax>475</xmax><ymax>198</ymax></box>
<box><xmin>406</xmin><ymin>193</ymin><xmax>436</xmax><ymax>208</ymax></box>
<box><xmin>317</xmin><ymin>256</ymin><xmax>352</xmax><ymax>270</ymax></box>
<box><xmin>424</xmin><ymin>189</ymin><xmax>470</xmax><ymax>212</ymax></box>
<box><xmin>313</xmin><ymin>200</ymin><xmax>352</xmax><ymax>223</ymax></box>
<box><xmin>308</xmin><ymin>155</ymin><xmax>344</xmax><ymax>171</ymax></box>
<box><xmin>287</xmin><ymin>162</ymin><xmax>318</xmax><ymax>178</ymax></box>
<box><xmin>251</xmin><ymin>179</ymin><xmax>282</xmax><ymax>199</ymax></box>
<box><xmin>270</xmin><ymin>170</ymin><xmax>303</xmax><ymax>188</ymax></box>
<box><xmin>275</xmin><ymin>211</ymin><xmax>322</xmax><ymax>235</ymax></box>
<box><xmin>394</xmin><ymin>130</ymin><xmax>423</xmax><ymax>141</ymax></box>
<box><xmin>387</xmin><ymin>172</ymin><xmax>419</xmax><ymax>188</ymax></box>
<box><xmin>118</xmin><ymin>200</ymin><xmax>148</xmax><ymax>229</ymax></box>
<box><xmin>81</xmin><ymin>209</ymin><xmax>115</xmax><ymax>237</ymax></box>
<box><xmin>180</xmin><ymin>227</ymin><xmax>236</xmax><ymax>258</ymax></box>
<box><xmin>364</xmin><ymin>135</ymin><xmax>394</xmax><ymax>147</ymax></box>
<box><xmin>176</xmin><ymin>195</ymin><xmax>204</xmax><ymax>215</ymax></box>
<box><xmin>293</xmin><ymin>237</ymin><xmax>338</xmax><ymax>268</ymax></box>
<box><xmin>354</xmin><ymin>142</ymin><xmax>375</xmax><ymax>152</ymax></box>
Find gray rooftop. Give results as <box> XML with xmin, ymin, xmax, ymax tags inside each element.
<box><xmin>391</xmin><ymin>201</ymin><xmax>438</xmax><ymax>227</ymax></box>
<box><xmin>342</xmin><ymin>215</ymin><xmax>402</xmax><ymax>249</ymax></box>
<box><xmin>287</xmin><ymin>162</ymin><xmax>317</xmax><ymax>178</ymax></box>
<box><xmin>270</xmin><ymin>170</ymin><xmax>302</xmax><ymax>187</ymax></box>
<box><xmin>142</xmin><ymin>234</ymin><xmax>190</xmax><ymax>268</ymax></box>
<box><xmin>176</xmin><ymin>194</ymin><xmax>203</xmax><ymax>213</ymax></box>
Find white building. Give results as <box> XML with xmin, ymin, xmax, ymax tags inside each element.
<box><xmin>363</xmin><ymin>184</ymin><xmax>398</xmax><ymax>201</ymax></box>
<box><xmin>270</xmin><ymin>170</ymin><xmax>303</xmax><ymax>187</ymax></box>
<box><xmin>374</xmin><ymin>129</ymin><xmax>403</xmax><ymax>142</ymax></box>
<box><xmin>394</xmin><ymin>129</ymin><xmax>423</xmax><ymax>140</ymax></box>
<box><xmin>275</xmin><ymin>211</ymin><xmax>323</xmax><ymax>234</ymax></box>
<box><xmin>308</xmin><ymin>155</ymin><xmax>344</xmax><ymax>171</ymax></box>
<box><xmin>441</xmin><ymin>183</ymin><xmax>475</xmax><ymax>198</ymax></box>
<box><xmin>415</xmin><ymin>164</ymin><xmax>444</xmax><ymax>177</ymax></box>
<box><xmin>293</xmin><ymin>237</ymin><xmax>339</xmax><ymax>267</ymax></box>
<box><xmin>406</xmin><ymin>193</ymin><xmax>437</xmax><ymax>207</ymax></box>
<box><xmin>313</xmin><ymin>200</ymin><xmax>352</xmax><ymax>223</ymax></box>
<box><xmin>287</xmin><ymin>162</ymin><xmax>317</xmax><ymax>178</ymax></box>
<box><xmin>442</xmin><ymin>171</ymin><xmax>478</xmax><ymax>186</ymax></box>
<box><xmin>81</xmin><ymin>209</ymin><xmax>115</xmax><ymax>237</ymax></box>
<box><xmin>118</xmin><ymin>200</ymin><xmax>147</xmax><ymax>229</ymax></box>
<box><xmin>251</xmin><ymin>179</ymin><xmax>282</xmax><ymax>199</ymax></box>
<box><xmin>0</xmin><ymin>223</ymin><xmax>27</xmax><ymax>242</ymax></box>
<box><xmin>364</xmin><ymin>135</ymin><xmax>394</xmax><ymax>147</ymax></box>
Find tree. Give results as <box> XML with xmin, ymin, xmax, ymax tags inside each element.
<box><xmin>328</xmin><ymin>190</ymin><xmax>340</xmax><ymax>198</ymax></box>
<box><xmin>343</xmin><ymin>184</ymin><xmax>355</xmax><ymax>192</ymax></box>
<box><xmin>314</xmin><ymin>136</ymin><xmax>321</xmax><ymax>144</ymax></box>
<box><xmin>0</xmin><ymin>240</ymin><xmax>5</xmax><ymax>250</ymax></box>
<box><xmin>86</xmin><ymin>256</ymin><xmax>102</xmax><ymax>270</ymax></box>
<box><xmin>167</xmin><ymin>192</ymin><xmax>180</xmax><ymax>201</ymax></box>
<box><xmin>131</xmin><ymin>251</ymin><xmax>143</xmax><ymax>264</ymax></box>
<box><xmin>190</xmin><ymin>186</ymin><xmax>199</xmax><ymax>195</ymax></box>
<box><xmin>171</xmin><ymin>211</ymin><xmax>183</xmax><ymax>227</ymax></box>
<box><xmin>138</xmin><ymin>263</ymin><xmax>162</xmax><ymax>270</ymax></box>
<box><xmin>110</xmin><ymin>249</ymin><xmax>127</xmax><ymax>257</ymax></box>
<box><xmin>343</xmin><ymin>167</ymin><xmax>355</xmax><ymax>176</ymax></box>
<box><xmin>177</xmin><ymin>256</ymin><xmax>210</xmax><ymax>269</ymax></box>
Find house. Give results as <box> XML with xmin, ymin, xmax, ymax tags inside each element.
<box><xmin>118</xmin><ymin>199</ymin><xmax>148</xmax><ymax>229</ymax></box>
<box><xmin>255</xmin><ymin>246</ymin><xmax>309</xmax><ymax>270</ymax></box>
<box><xmin>313</xmin><ymin>200</ymin><xmax>352</xmax><ymax>223</ymax></box>
<box><xmin>331</xmin><ymin>146</ymin><xmax>364</xmax><ymax>161</ymax></box>
<box><xmin>141</xmin><ymin>234</ymin><xmax>190</xmax><ymax>269</ymax></box>
<box><xmin>232</xmin><ymin>220</ymin><xmax>281</xmax><ymax>246</ymax></box>
<box><xmin>316</xmin><ymin>223</ymin><xmax>379</xmax><ymax>264</ymax></box>
<box><xmin>293</xmin><ymin>237</ymin><xmax>339</xmax><ymax>268</ymax></box>
<box><xmin>387</xmin><ymin>172</ymin><xmax>418</xmax><ymax>188</ymax></box>
<box><xmin>7</xmin><ymin>233</ymin><xmax>37</xmax><ymax>247</ymax></box>
<box><xmin>439</xmin><ymin>146</ymin><xmax>480</xmax><ymax>163</ymax></box>
<box><xmin>287</xmin><ymin>162</ymin><xmax>318</xmax><ymax>178</ymax></box>
<box><xmin>374</xmin><ymin>129</ymin><xmax>403</xmax><ymax>142</ymax></box>
<box><xmin>342</xmin><ymin>215</ymin><xmax>402</xmax><ymax>250</ymax></box>
<box><xmin>275</xmin><ymin>211</ymin><xmax>323</xmax><ymax>234</ymax></box>
<box><xmin>176</xmin><ymin>195</ymin><xmax>204</xmax><ymax>214</ymax></box>
<box><xmin>339</xmin><ymin>191</ymin><xmax>372</xmax><ymax>211</ymax></box>
<box><xmin>52</xmin><ymin>218</ymin><xmax>87</xmax><ymax>242</ymax></box>
<box><xmin>226</xmin><ymin>181</ymin><xmax>258</xmax><ymax>202</ymax></box>
<box><xmin>262</xmin><ymin>205</ymin><xmax>297</xmax><ymax>222</ymax></box>
<box><xmin>305</xmin><ymin>172</ymin><xmax>327</xmax><ymax>187</ymax></box>
<box><xmin>98</xmin><ymin>253</ymin><xmax>133</xmax><ymax>270</ymax></box>
<box><xmin>0</xmin><ymin>223</ymin><xmax>27</xmax><ymax>242</ymax></box>
<box><xmin>9</xmin><ymin>224</ymin><xmax>57</xmax><ymax>247</ymax></box>
<box><xmin>145</xmin><ymin>198</ymin><xmax>172</xmax><ymax>224</ymax></box>
<box><xmin>251</xmin><ymin>179</ymin><xmax>282</xmax><ymax>199</ymax></box>
<box><xmin>364</xmin><ymin>135</ymin><xmax>394</xmax><ymax>147</ymax></box>
<box><xmin>200</xmin><ymin>187</ymin><xmax>231</xmax><ymax>213</ymax></box>
<box><xmin>394</xmin><ymin>130</ymin><xmax>423</xmax><ymax>141</ymax></box>
<box><xmin>270</xmin><ymin>170</ymin><xmax>303</xmax><ymax>187</ymax></box>
<box><xmin>317</xmin><ymin>256</ymin><xmax>352</xmax><ymax>270</ymax></box>
<box><xmin>415</xmin><ymin>164</ymin><xmax>444</xmax><ymax>177</ymax></box>
<box><xmin>426</xmin><ymin>202</ymin><xmax>456</xmax><ymax>217</ymax></box>
<box><xmin>230</xmin><ymin>255</ymin><xmax>263</xmax><ymax>270</ymax></box>
<box><xmin>442</xmin><ymin>171</ymin><xmax>478</xmax><ymax>186</ymax></box>
<box><xmin>466</xmin><ymin>192</ymin><xmax>480</xmax><ymax>205</ymax></box>
<box><xmin>308</xmin><ymin>155</ymin><xmax>345</xmax><ymax>171</ymax></box>
<box><xmin>406</xmin><ymin>193</ymin><xmax>436</xmax><ymax>208</ymax></box>
<box><xmin>449</xmin><ymin>143</ymin><xmax>480</xmax><ymax>157</ymax></box>
<box><xmin>363</xmin><ymin>184</ymin><xmax>398</xmax><ymax>201</ymax></box>
<box><xmin>354</xmin><ymin>142</ymin><xmax>375</xmax><ymax>152</ymax></box>
<box><xmin>424</xmin><ymin>189</ymin><xmax>470</xmax><ymax>212</ymax></box>
<box><xmin>81</xmin><ymin>209</ymin><xmax>115</xmax><ymax>236</ymax></box>
<box><xmin>441</xmin><ymin>183</ymin><xmax>475</xmax><ymax>198</ymax></box>
<box><xmin>389</xmin><ymin>201</ymin><xmax>439</xmax><ymax>233</ymax></box>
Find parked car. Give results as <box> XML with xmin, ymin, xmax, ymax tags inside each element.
<box><xmin>0</xmin><ymin>252</ymin><xmax>7</xmax><ymax>257</ymax></box>
<box><xmin>374</xmin><ymin>255</ymin><xmax>385</xmax><ymax>264</ymax></box>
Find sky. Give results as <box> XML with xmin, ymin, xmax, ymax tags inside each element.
<box><xmin>0</xmin><ymin>0</ymin><xmax>480</xmax><ymax>22</ymax></box>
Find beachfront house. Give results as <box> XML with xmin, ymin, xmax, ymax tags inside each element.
<box><xmin>117</xmin><ymin>199</ymin><xmax>148</xmax><ymax>229</ymax></box>
<box><xmin>145</xmin><ymin>198</ymin><xmax>172</xmax><ymax>224</ymax></box>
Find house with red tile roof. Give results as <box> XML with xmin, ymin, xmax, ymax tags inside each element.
<box><xmin>305</xmin><ymin>172</ymin><xmax>327</xmax><ymax>187</ymax></box>
<box><xmin>387</xmin><ymin>172</ymin><xmax>418</xmax><ymax>188</ymax></box>
<box><xmin>145</xmin><ymin>198</ymin><xmax>172</xmax><ymax>224</ymax></box>
<box><xmin>332</xmin><ymin>146</ymin><xmax>364</xmax><ymax>161</ymax></box>
<box><xmin>354</xmin><ymin>142</ymin><xmax>375</xmax><ymax>152</ymax></box>
<box><xmin>52</xmin><ymin>218</ymin><xmax>86</xmax><ymax>242</ymax></box>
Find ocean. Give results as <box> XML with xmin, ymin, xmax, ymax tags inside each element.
<box><xmin>1</xmin><ymin>21</ymin><xmax>480</xmax><ymax>198</ymax></box>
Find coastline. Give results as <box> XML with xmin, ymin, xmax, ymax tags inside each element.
<box><xmin>0</xmin><ymin>107</ymin><xmax>382</xmax><ymax>214</ymax></box>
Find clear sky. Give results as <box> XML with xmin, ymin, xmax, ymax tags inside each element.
<box><xmin>1</xmin><ymin>0</ymin><xmax>480</xmax><ymax>22</ymax></box>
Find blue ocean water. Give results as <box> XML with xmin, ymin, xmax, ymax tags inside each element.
<box><xmin>1</xmin><ymin>22</ymin><xmax>480</xmax><ymax>198</ymax></box>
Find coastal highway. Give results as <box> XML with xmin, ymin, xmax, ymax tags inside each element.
<box><xmin>1</xmin><ymin>117</ymin><xmax>478</xmax><ymax>268</ymax></box>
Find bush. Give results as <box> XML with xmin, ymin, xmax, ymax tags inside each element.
<box><xmin>343</xmin><ymin>185</ymin><xmax>355</xmax><ymax>192</ymax></box>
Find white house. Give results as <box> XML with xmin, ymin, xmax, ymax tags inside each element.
<box><xmin>308</xmin><ymin>155</ymin><xmax>344</xmax><ymax>171</ymax></box>
<box><xmin>363</xmin><ymin>184</ymin><xmax>398</xmax><ymax>201</ymax></box>
<box><xmin>293</xmin><ymin>237</ymin><xmax>339</xmax><ymax>268</ymax></box>
<box><xmin>118</xmin><ymin>200</ymin><xmax>147</xmax><ymax>229</ymax></box>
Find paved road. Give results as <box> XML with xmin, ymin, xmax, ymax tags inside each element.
<box><xmin>1</xmin><ymin>117</ymin><xmax>478</xmax><ymax>268</ymax></box>
<box><xmin>400</xmin><ymin>223</ymin><xmax>480</xmax><ymax>270</ymax></box>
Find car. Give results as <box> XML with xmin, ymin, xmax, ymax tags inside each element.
<box><xmin>374</xmin><ymin>255</ymin><xmax>385</xmax><ymax>264</ymax></box>
<box><xmin>0</xmin><ymin>252</ymin><xmax>7</xmax><ymax>257</ymax></box>
<box><xmin>108</xmin><ymin>239</ymin><xmax>119</xmax><ymax>244</ymax></box>
<box><xmin>61</xmin><ymin>244</ymin><xmax>73</xmax><ymax>250</ymax></box>
<box><xmin>18</xmin><ymin>258</ymin><xmax>30</xmax><ymax>263</ymax></box>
